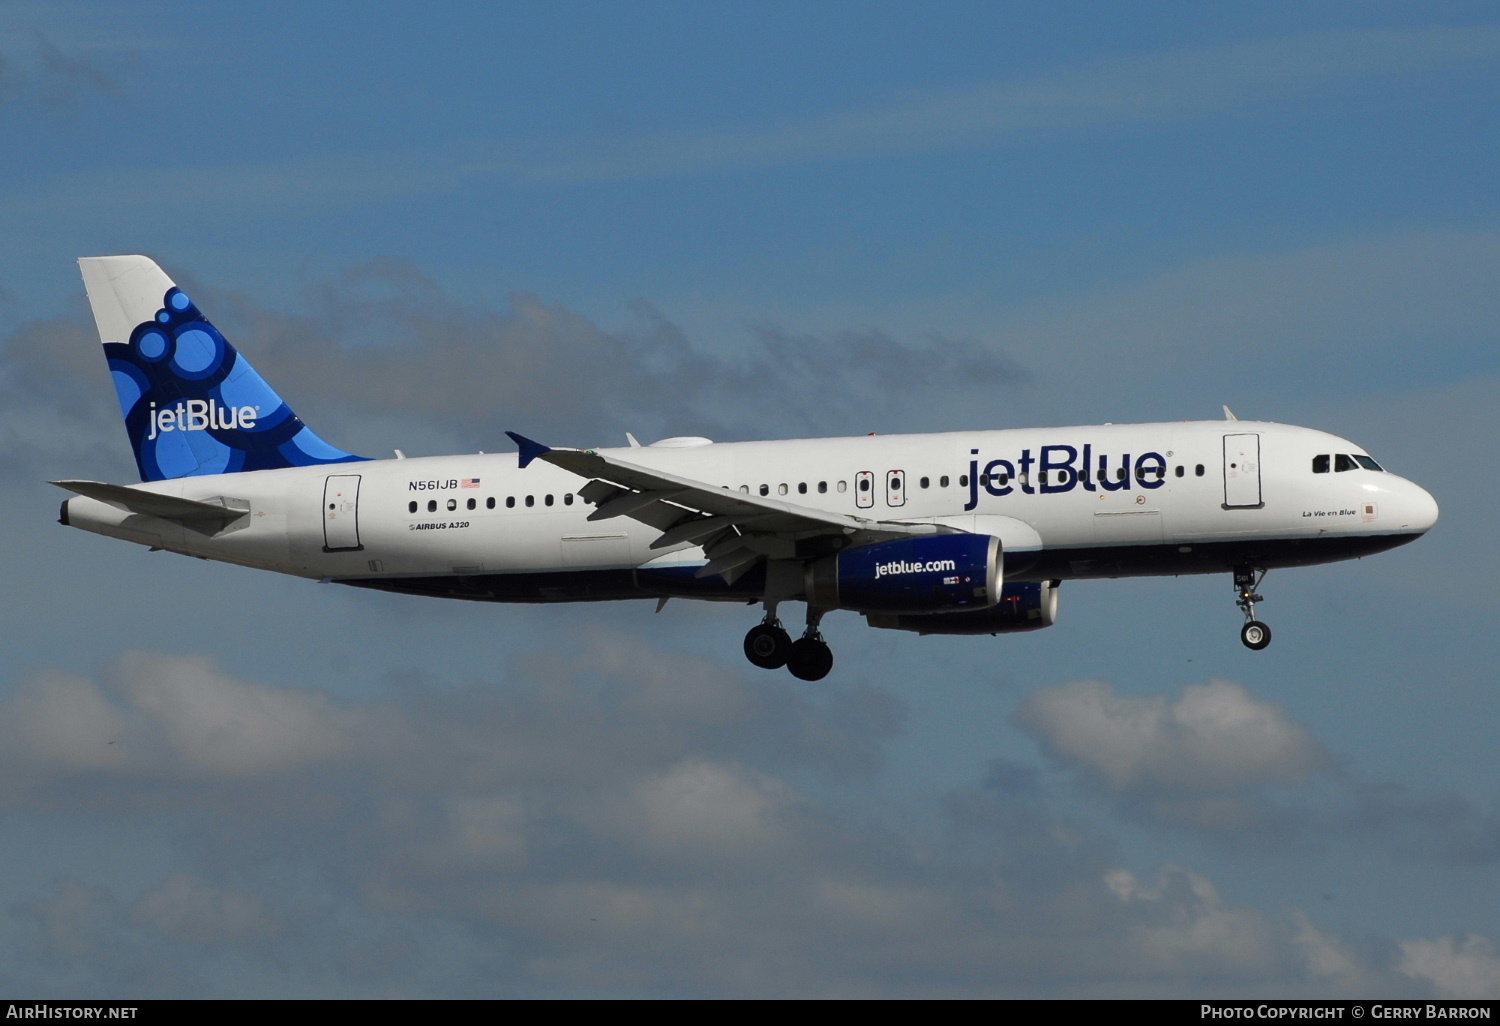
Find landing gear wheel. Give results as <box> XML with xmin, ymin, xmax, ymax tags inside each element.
<box><xmin>1233</xmin><ymin>566</ymin><xmax>1271</xmax><ymax>651</ymax></box>
<box><xmin>744</xmin><ymin>623</ymin><xmax>793</xmax><ymax>669</ymax></box>
<box><xmin>786</xmin><ymin>637</ymin><xmax>834</xmax><ymax>681</ymax></box>
<box><xmin>1240</xmin><ymin>620</ymin><xmax>1272</xmax><ymax>651</ymax></box>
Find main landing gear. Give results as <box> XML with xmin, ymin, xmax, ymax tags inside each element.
<box><xmin>744</xmin><ymin>607</ymin><xmax>834</xmax><ymax>681</ymax></box>
<box><xmin>744</xmin><ymin>616</ymin><xmax>792</xmax><ymax>669</ymax></box>
<box><xmin>1234</xmin><ymin>565</ymin><xmax>1272</xmax><ymax>651</ymax></box>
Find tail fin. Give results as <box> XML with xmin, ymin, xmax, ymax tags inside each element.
<box><xmin>78</xmin><ymin>255</ymin><xmax>366</xmax><ymax>481</ymax></box>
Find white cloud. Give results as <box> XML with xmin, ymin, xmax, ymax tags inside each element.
<box><xmin>0</xmin><ymin>644</ymin><xmax>1481</xmax><ymax>997</ymax></box>
<box><xmin>107</xmin><ymin>651</ymin><xmax>350</xmax><ymax>776</ymax></box>
<box><xmin>8</xmin><ymin>669</ymin><xmax>134</xmax><ymax>772</ymax></box>
<box><xmin>21</xmin><ymin>879</ymin><xmax>120</xmax><ymax>960</ymax></box>
<box><xmin>1104</xmin><ymin>866</ymin><xmax>1286</xmax><ymax>978</ymax></box>
<box><xmin>130</xmin><ymin>875</ymin><xmax>281</xmax><ymax>946</ymax></box>
<box><xmin>0</xmin><ymin>651</ymin><xmax>351</xmax><ymax>784</ymax></box>
<box><xmin>625</xmin><ymin>758</ymin><xmax>796</xmax><ymax>857</ymax></box>
<box><xmin>1016</xmin><ymin>679</ymin><xmax>1327</xmax><ymax>794</ymax></box>
<box><xmin>1397</xmin><ymin>934</ymin><xmax>1500</xmax><ymax>999</ymax></box>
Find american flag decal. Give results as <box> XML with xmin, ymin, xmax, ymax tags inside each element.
<box><xmin>461</xmin><ymin>478</ymin><xmax>481</xmax><ymax>488</ymax></box>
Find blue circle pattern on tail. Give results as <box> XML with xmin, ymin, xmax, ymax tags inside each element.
<box><xmin>104</xmin><ymin>287</ymin><xmax>367</xmax><ymax>482</ymax></box>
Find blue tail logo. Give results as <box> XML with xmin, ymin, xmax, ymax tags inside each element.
<box><xmin>105</xmin><ymin>286</ymin><xmax>366</xmax><ymax>481</ymax></box>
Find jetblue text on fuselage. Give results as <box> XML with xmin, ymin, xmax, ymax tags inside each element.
<box><xmin>964</xmin><ymin>444</ymin><xmax>1168</xmax><ymax>511</ymax></box>
<box><xmin>145</xmin><ymin>400</ymin><xmax>258</xmax><ymax>441</ymax></box>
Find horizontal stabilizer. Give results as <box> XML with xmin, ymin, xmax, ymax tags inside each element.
<box><xmin>51</xmin><ymin>479</ymin><xmax>250</xmax><ymax>524</ymax></box>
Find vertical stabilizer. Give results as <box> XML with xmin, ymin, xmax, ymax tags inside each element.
<box><xmin>78</xmin><ymin>255</ymin><xmax>366</xmax><ymax>481</ymax></box>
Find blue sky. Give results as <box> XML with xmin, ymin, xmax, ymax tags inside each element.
<box><xmin>0</xmin><ymin>1</ymin><xmax>1497</xmax><ymax>997</ymax></box>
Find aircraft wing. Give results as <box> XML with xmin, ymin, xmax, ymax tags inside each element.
<box><xmin>506</xmin><ymin>432</ymin><xmax>947</xmax><ymax>582</ymax></box>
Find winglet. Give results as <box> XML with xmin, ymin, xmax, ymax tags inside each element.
<box><xmin>506</xmin><ymin>431</ymin><xmax>551</xmax><ymax>469</ymax></box>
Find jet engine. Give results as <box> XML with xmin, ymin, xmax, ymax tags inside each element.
<box><xmin>804</xmin><ymin>533</ymin><xmax>1001</xmax><ymax>614</ymax></box>
<box><xmin>864</xmin><ymin>580</ymin><xmax>1059</xmax><ymax>635</ymax></box>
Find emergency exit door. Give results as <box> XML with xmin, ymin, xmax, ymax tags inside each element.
<box><xmin>886</xmin><ymin>469</ymin><xmax>906</xmax><ymax>507</ymax></box>
<box><xmin>323</xmin><ymin>475</ymin><xmax>363</xmax><ymax>551</ymax></box>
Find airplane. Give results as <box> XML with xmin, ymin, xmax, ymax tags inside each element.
<box><xmin>55</xmin><ymin>255</ymin><xmax>1440</xmax><ymax>681</ymax></box>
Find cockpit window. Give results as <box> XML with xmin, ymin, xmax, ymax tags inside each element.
<box><xmin>1353</xmin><ymin>455</ymin><xmax>1383</xmax><ymax>471</ymax></box>
<box><xmin>1334</xmin><ymin>454</ymin><xmax>1357</xmax><ymax>472</ymax></box>
<box><xmin>1312</xmin><ymin>455</ymin><xmax>1329</xmax><ymax>474</ymax></box>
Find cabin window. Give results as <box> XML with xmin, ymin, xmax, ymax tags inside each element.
<box><xmin>545</xmin><ymin>494</ymin><xmax>554</xmax><ymax>506</ymax></box>
<box><xmin>817</xmin><ymin>481</ymin><xmax>827</xmax><ymax>494</ymax></box>
<box><xmin>447</xmin><ymin>499</ymin><xmax>457</xmax><ymax>511</ymax></box>
<box><xmin>1039</xmin><ymin>471</ymin><xmax>1048</xmax><ymax>485</ymax></box>
<box><xmin>1335</xmin><ymin>454</ymin><xmax>1356</xmax><ymax>472</ymax></box>
<box><xmin>427</xmin><ymin>500</ymin><xmax>437</xmax><ymax>513</ymax></box>
<box><xmin>564</xmin><ymin>493</ymin><xmax>574</xmax><ymax>505</ymax></box>
<box><xmin>920</xmin><ymin>477</ymin><xmax>930</xmax><ymax>489</ymax></box>
<box><xmin>959</xmin><ymin>475</ymin><xmax>968</xmax><ymax>487</ymax></box>
<box><xmin>486</xmin><ymin>497</ymin><xmax>495</xmax><ymax>509</ymax></box>
<box><xmin>1116</xmin><ymin>468</ymin><xmax>1125</xmax><ymax>482</ymax></box>
<box><xmin>466</xmin><ymin>498</ymin><xmax>476</xmax><ymax>510</ymax></box>
<box><xmin>837</xmin><ymin>481</ymin><xmax>847</xmax><ymax>493</ymax></box>
<box><xmin>739</xmin><ymin>485</ymin><xmax>749</xmax><ymax>494</ymax></box>
<box><xmin>525</xmin><ymin>495</ymin><xmax>535</xmax><ymax>507</ymax></box>
<box><xmin>778</xmin><ymin>483</ymin><xmax>788</xmax><ymax>496</ymax></box>
<box><xmin>798</xmin><ymin>482</ymin><xmax>807</xmax><ymax>494</ymax></box>
<box><xmin>759</xmin><ymin>484</ymin><xmax>769</xmax><ymax>496</ymax></box>
<box><xmin>940</xmin><ymin>475</ymin><xmax>950</xmax><ymax>488</ymax></box>
<box><xmin>1175</xmin><ymin>466</ymin><xmax>1185</xmax><ymax>478</ymax></box>
<box><xmin>1195</xmin><ymin>464</ymin><xmax>1205</xmax><ymax>477</ymax></box>
<box><xmin>408</xmin><ymin>501</ymin><xmax>418</xmax><ymax>514</ymax></box>
<box><xmin>506</xmin><ymin>496</ymin><xmax>516</xmax><ymax>508</ymax></box>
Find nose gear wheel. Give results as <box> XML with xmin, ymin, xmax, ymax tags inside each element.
<box><xmin>1234</xmin><ymin>566</ymin><xmax>1271</xmax><ymax>650</ymax></box>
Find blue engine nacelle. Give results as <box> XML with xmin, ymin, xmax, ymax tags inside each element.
<box><xmin>864</xmin><ymin>580</ymin><xmax>1060</xmax><ymax>635</ymax></box>
<box><xmin>804</xmin><ymin>533</ymin><xmax>1001</xmax><ymax>614</ymax></box>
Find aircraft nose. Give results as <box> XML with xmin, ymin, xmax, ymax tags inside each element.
<box><xmin>1401</xmin><ymin>479</ymin><xmax>1439</xmax><ymax>533</ymax></box>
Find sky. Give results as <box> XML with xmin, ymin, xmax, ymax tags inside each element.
<box><xmin>0</xmin><ymin>0</ymin><xmax>1497</xmax><ymax>998</ymax></box>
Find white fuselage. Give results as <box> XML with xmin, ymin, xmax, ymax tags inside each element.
<box><xmin>60</xmin><ymin>420</ymin><xmax>1439</xmax><ymax>604</ymax></box>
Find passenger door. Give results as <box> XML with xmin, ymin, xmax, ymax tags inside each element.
<box><xmin>322</xmin><ymin>474</ymin><xmax>363</xmax><ymax>551</ymax></box>
<box><xmin>1222</xmin><ymin>434</ymin><xmax>1263</xmax><ymax>509</ymax></box>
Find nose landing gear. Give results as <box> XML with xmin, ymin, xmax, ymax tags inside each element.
<box><xmin>1235</xmin><ymin>565</ymin><xmax>1272</xmax><ymax>650</ymax></box>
